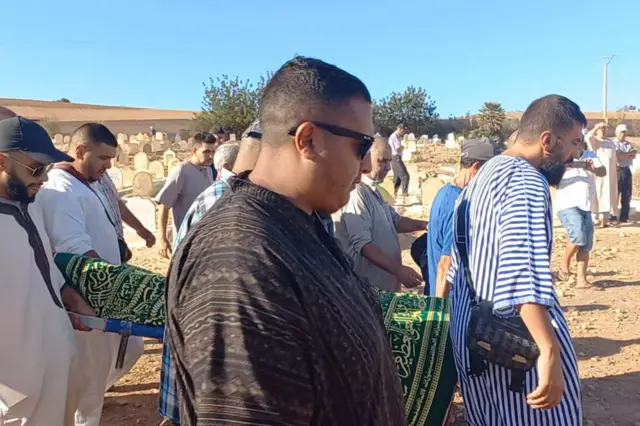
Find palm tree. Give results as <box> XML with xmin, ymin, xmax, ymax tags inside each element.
<box><xmin>476</xmin><ymin>102</ymin><xmax>506</xmax><ymax>138</ymax></box>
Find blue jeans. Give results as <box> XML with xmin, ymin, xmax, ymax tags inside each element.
<box><xmin>558</xmin><ymin>207</ymin><xmax>594</xmax><ymax>251</ymax></box>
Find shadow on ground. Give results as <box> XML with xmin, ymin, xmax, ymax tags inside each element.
<box><xmin>574</xmin><ymin>336</ymin><xmax>640</xmax><ymax>359</ymax></box>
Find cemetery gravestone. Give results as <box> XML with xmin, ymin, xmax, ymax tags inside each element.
<box><xmin>117</xmin><ymin>133</ymin><xmax>127</xmax><ymax>145</ymax></box>
<box><xmin>174</xmin><ymin>134</ymin><xmax>182</xmax><ymax>142</ymax></box>
<box><xmin>229</xmin><ymin>134</ymin><xmax>237</xmax><ymax>141</ymax></box>
<box><xmin>163</xmin><ymin>149</ymin><xmax>176</xmax><ymax>167</ymax></box>
<box><xmin>63</xmin><ymin>135</ymin><xmax>71</xmax><ymax>144</ymax></box>
<box><xmin>162</xmin><ymin>140</ymin><xmax>172</xmax><ymax>151</ymax></box>
<box><xmin>167</xmin><ymin>159</ymin><xmax>179</xmax><ymax>175</ymax></box>
<box><xmin>129</xmin><ymin>135</ymin><xmax>138</xmax><ymax>143</ymax></box>
<box><xmin>62</xmin><ymin>143</ymin><xmax>70</xmax><ymax>154</ymax></box>
<box><xmin>123</xmin><ymin>197</ymin><xmax>157</xmax><ymax>233</ymax></box>
<box><xmin>132</xmin><ymin>171</ymin><xmax>155</xmax><ymax>197</ymax></box>
<box><xmin>155</xmin><ymin>132</ymin><xmax>164</xmax><ymax>141</ymax></box>
<box><xmin>121</xmin><ymin>167</ymin><xmax>135</xmax><ymax>187</ymax></box>
<box><xmin>136</xmin><ymin>133</ymin><xmax>145</xmax><ymax>141</ymax></box>
<box><xmin>151</xmin><ymin>142</ymin><xmax>163</xmax><ymax>153</ymax></box>
<box><xmin>142</xmin><ymin>134</ymin><xmax>151</xmax><ymax>142</ymax></box>
<box><xmin>148</xmin><ymin>161</ymin><xmax>165</xmax><ymax>179</ymax></box>
<box><xmin>421</xmin><ymin>178</ymin><xmax>445</xmax><ymax>207</ymax></box>
<box><xmin>129</xmin><ymin>143</ymin><xmax>139</xmax><ymax>155</ymax></box>
<box><xmin>133</xmin><ymin>152</ymin><xmax>150</xmax><ymax>171</ymax></box>
<box><xmin>54</xmin><ymin>134</ymin><xmax>64</xmax><ymax>146</ymax></box>
<box><xmin>445</xmin><ymin>133</ymin><xmax>457</xmax><ymax>149</ymax></box>
<box><xmin>107</xmin><ymin>168</ymin><xmax>124</xmax><ymax>190</ymax></box>
<box><xmin>118</xmin><ymin>151</ymin><xmax>129</xmax><ymax>166</ymax></box>
<box><xmin>179</xmin><ymin>140</ymin><xmax>188</xmax><ymax>151</ymax></box>
<box><xmin>141</xmin><ymin>143</ymin><xmax>152</xmax><ymax>155</ymax></box>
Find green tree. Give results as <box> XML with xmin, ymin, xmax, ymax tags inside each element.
<box><xmin>373</xmin><ymin>86</ymin><xmax>438</xmax><ymax>136</ymax></box>
<box><xmin>192</xmin><ymin>74</ymin><xmax>269</xmax><ymax>135</ymax></box>
<box><xmin>57</xmin><ymin>98</ymin><xmax>71</xmax><ymax>103</ymax></box>
<box><xmin>472</xmin><ymin>102</ymin><xmax>506</xmax><ymax>139</ymax></box>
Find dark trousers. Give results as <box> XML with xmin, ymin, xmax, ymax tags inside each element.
<box><xmin>618</xmin><ymin>166</ymin><xmax>633</xmax><ymax>221</ymax></box>
<box><xmin>391</xmin><ymin>155</ymin><xmax>410</xmax><ymax>196</ymax></box>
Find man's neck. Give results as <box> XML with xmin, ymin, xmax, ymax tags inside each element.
<box><xmin>503</xmin><ymin>143</ymin><xmax>542</xmax><ymax>169</ymax></box>
<box><xmin>189</xmin><ymin>158</ymin><xmax>203</xmax><ymax>168</ymax></box>
<box><xmin>249</xmin><ymin>150</ymin><xmax>314</xmax><ymax>214</ymax></box>
<box><xmin>69</xmin><ymin>161</ymin><xmax>90</xmax><ymax>180</ymax></box>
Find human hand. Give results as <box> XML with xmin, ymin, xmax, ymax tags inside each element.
<box><xmin>137</xmin><ymin>228</ymin><xmax>156</xmax><ymax>248</ymax></box>
<box><xmin>594</xmin><ymin>122</ymin><xmax>607</xmax><ymax>131</ymax></box>
<box><xmin>158</xmin><ymin>237</ymin><xmax>172</xmax><ymax>259</ymax></box>
<box><xmin>394</xmin><ymin>265</ymin><xmax>423</xmax><ymax>288</ymax></box>
<box><xmin>585</xmin><ymin>159</ymin><xmax>595</xmax><ymax>172</ymax></box>
<box><xmin>527</xmin><ymin>348</ymin><xmax>565</xmax><ymax>409</ymax></box>
<box><xmin>65</xmin><ymin>292</ymin><xmax>96</xmax><ymax>332</ymax></box>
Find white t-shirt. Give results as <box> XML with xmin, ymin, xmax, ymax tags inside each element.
<box><xmin>555</xmin><ymin>150</ymin><xmax>603</xmax><ymax>213</ymax></box>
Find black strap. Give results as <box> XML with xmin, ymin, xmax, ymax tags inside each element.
<box><xmin>0</xmin><ymin>203</ymin><xmax>64</xmax><ymax>309</ymax></box>
<box><xmin>454</xmin><ymin>199</ymin><xmax>478</xmax><ymax>303</ymax></box>
<box><xmin>54</xmin><ymin>164</ymin><xmax>118</xmax><ymax>229</ymax></box>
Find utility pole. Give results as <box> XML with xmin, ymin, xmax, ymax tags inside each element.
<box><xmin>603</xmin><ymin>55</ymin><xmax>616</xmax><ymax>124</ymax></box>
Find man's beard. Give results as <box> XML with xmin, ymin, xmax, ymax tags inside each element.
<box><xmin>7</xmin><ymin>174</ymin><xmax>35</xmax><ymax>203</ymax></box>
<box><xmin>539</xmin><ymin>156</ymin><xmax>567</xmax><ymax>187</ymax></box>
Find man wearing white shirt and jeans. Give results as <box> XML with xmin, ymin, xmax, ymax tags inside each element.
<box><xmin>388</xmin><ymin>124</ymin><xmax>410</xmax><ymax>200</ymax></box>
<box><xmin>37</xmin><ymin>123</ymin><xmax>144</xmax><ymax>426</ymax></box>
<box><xmin>556</xmin><ymin>143</ymin><xmax>606</xmax><ymax>288</ymax></box>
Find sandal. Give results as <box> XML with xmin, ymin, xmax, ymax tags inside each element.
<box><xmin>556</xmin><ymin>269</ymin><xmax>571</xmax><ymax>282</ymax></box>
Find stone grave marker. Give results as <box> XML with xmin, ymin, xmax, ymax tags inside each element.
<box><xmin>123</xmin><ymin>197</ymin><xmax>157</xmax><ymax>232</ymax></box>
<box><xmin>151</xmin><ymin>141</ymin><xmax>163</xmax><ymax>153</ymax></box>
<box><xmin>407</xmin><ymin>139</ymin><xmax>417</xmax><ymax>153</ymax></box>
<box><xmin>174</xmin><ymin>134</ymin><xmax>182</xmax><ymax>142</ymax></box>
<box><xmin>63</xmin><ymin>135</ymin><xmax>71</xmax><ymax>144</ymax></box>
<box><xmin>445</xmin><ymin>133</ymin><xmax>457</xmax><ymax>149</ymax></box>
<box><xmin>133</xmin><ymin>152</ymin><xmax>150</xmax><ymax>171</ymax></box>
<box><xmin>163</xmin><ymin>149</ymin><xmax>176</xmax><ymax>166</ymax></box>
<box><xmin>118</xmin><ymin>151</ymin><xmax>129</xmax><ymax>166</ymax></box>
<box><xmin>107</xmin><ymin>167</ymin><xmax>124</xmax><ymax>190</ymax></box>
<box><xmin>132</xmin><ymin>171</ymin><xmax>154</xmax><ymax>197</ymax></box>
<box><xmin>121</xmin><ymin>167</ymin><xmax>134</xmax><ymax>187</ymax></box>
<box><xmin>62</xmin><ymin>143</ymin><xmax>70</xmax><ymax>154</ymax></box>
<box><xmin>129</xmin><ymin>142</ymin><xmax>139</xmax><ymax>155</ymax></box>
<box><xmin>167</xmin><ymin>159</ymin><xmax>179</xmax><ymax>175</ymax></box>
<box><xmin>407</xmin><ymin>133</ymin><xmax>416</xmax><ymax>141</ymax></box>
<box><xmin>121</xmin><ymin>143</ymin><xmax>131</xmax><ymax>154</ymax></box>
<box><xmin>54</xmin><ymin>134</ymin><xmax>64</xmax><ymax>146</ymax></box>
<box><xmin>187</xmin><ymin>137</ymin><xmax>194</xmax><ymax>147</ymax></box>
<box><xmin>161</xmin><ymin>140</ymin><xmax>172</xmax><ymax>151</ymax></box>
<box><xmin>179</xmin><ymin>140</ymin><xmax>188</xmax><ymax>151</ymax></box>
<box><xmin>421</xmin><ymin>178</ymin><xmax>445</xmax><ymax>206</ymax></box>
<box><xmin>148</xmin><ymin>161</ymin><xmax>165</xmax><ymax>179</ymax></box>
<box><xmin>117</xmin><ymin>133</ymin><xmax>127</xmax><ymax>145</ymax></box>
<box><xmin>136</xmin><ymin>133</ymin><xmax>145</xmax><ymax>141</ymax></box>
<box><xmin>141</xmin><ymin>143</ymin><xmax>152</xmax><ymax>155</ymax></box>
<box><xmin>155</xmin><ymin>132</ymin><xmax>164</xmax><ymax>141</ymax></box>
<box><xmin>229</xmin><ymin>134</ymin><xmax>237</xmax><ymax>141</ymax></box>
<box><xmin>129</xmin><ymin>134</ymin><xmax>138</xmax><ymax>143</ymax></box>
<box><xmin>142</xmin><ymin>134</ymin><xmax>151</xmax><ymax>142</ymax></box>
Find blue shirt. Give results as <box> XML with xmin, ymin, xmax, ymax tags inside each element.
<box><xmin>426</xmin><ymin>183</ymin><xmax>462</xmax><ymax>295</ymax></box>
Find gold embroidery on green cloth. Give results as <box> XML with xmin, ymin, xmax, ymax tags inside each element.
<box><xmin>379</xmin><ymin>291</ymin><xmax>457</xmax><ymax>426</ymax></box>
<box><xmin>55</xmin><ymin>252</ymin><xmax>165</xmax><ymax>326</ymax></box>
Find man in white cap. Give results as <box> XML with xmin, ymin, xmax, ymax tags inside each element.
<box><xmin>612</xmin><ymin>124</ymin><xmax>636</xmax><ymax>223</ymax></box>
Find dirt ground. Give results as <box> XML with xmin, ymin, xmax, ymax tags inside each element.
<box><xmin>101</xmin><ymin>218</ymin><xmax>640</xmax><ymax>426</ymax></box>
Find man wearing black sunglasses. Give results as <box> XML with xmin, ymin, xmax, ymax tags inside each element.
<box><xmin>166</xmin><ymin>56</ymin><xmax>406</xmax><ymax>426</ymax></box>
<box><xmin>0</xmin><ymin>115</ymin><xmax>95</xmax><ymax>425</ymax></box>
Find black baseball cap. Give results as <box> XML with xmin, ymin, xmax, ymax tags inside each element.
<box><xmin>0</xmin><ymin>117</ymin><xmax>73</xmax><ymax>163</ymax></box>
<box><xmin>461</xmin><ymin>138</ymin><xmax>495</xmax><ymax>162</ymax></box>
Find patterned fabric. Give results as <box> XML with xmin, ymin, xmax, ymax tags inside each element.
<box><xmin>166</xmin><ymin>176</ymin><xmax>407</xmax><ymax>426</ymax></box>
<box><xmin>53</xmin><ymin>252</ymin><xmax>165</xmax><ymax>326</ymax></box>
<box><xmin>172</xmin><ymin>177</ymin><xmax>231</xmax><ymax>250</ymax></box>
<box><xmin>447</xmin><ymin>156</ymin><xmax>582</xmax><ymax>426</ymax></box>
<box><xmin>92</xmin><ymin>174</ymin><xmax>124</xmax><ymax>238</ymax></box>
<box><xmin>378</xmin><ymin>291</ymin><xmax>457</xmax><ymax>426</ymax></box>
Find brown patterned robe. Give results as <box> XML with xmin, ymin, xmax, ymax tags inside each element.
<box><xmin>166</xmin><ymin>176</ymin><xmax>407</xmax><ymax>426</ymax></box>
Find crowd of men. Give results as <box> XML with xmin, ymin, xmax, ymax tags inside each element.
<box><xmin>0</xmin><ymin>56</ymin><xmax>636</xmax><ymax>426</ymax></box>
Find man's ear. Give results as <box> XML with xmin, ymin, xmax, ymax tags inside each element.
<box><xmin>540</xmin><ymin>130</ymin><xmax>553</xmax><ymax>153</ymax></box>
<box><xmin>293</xmin><ymin>122</ymin><xmax>318</xmax><ymax>160</ymax></box>
<box><xmin>75</xmin><ymin>143</ymin><xmax>87</xmax><ymax>161</ymax></box>
<box><xmin>0</xmin><ymin>153</ymin><xmax>7</xmax><ymax>172</ymax></box>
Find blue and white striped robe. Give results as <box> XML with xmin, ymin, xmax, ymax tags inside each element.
<box><xmin>448</xmin><ymin>156</ymin><xmax>583</xmax><ymax>426</ymax></box>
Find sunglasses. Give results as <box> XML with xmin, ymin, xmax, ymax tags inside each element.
<box><xmin>4</xmin><ymin>155</ymin><xmax>51</xmax><ymax>177</ymax></box>
<box><xmin>288</xmin><ymin>121</ymin><xmax>374</xmax><ymax>159</ymax></box>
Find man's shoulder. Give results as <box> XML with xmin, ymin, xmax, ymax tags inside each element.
<box><xmin>41</xmin><ymin>169</ymin><xmax>82</xmax><ymax>197</ymax></box>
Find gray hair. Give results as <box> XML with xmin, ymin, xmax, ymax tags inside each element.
<box><xmin>213</xmin><ymin>142</ymin><xmax>240</xmax><ymax>171</ymax></box>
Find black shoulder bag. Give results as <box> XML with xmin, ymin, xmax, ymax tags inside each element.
<box><xmin>454</xmin><ymin>199</ymin><xmax>540</xmax><ymax>393</ymax></box>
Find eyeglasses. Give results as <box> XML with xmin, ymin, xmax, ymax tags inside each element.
<box><xmin>4</xmin><ymin>155</ymin><xmax>51</xmax><ymax>177</ymax></box>
<box><xmin>288</xmin><ymin>121</ymin><xmax>374</xmax><ymax>160</ymax></box>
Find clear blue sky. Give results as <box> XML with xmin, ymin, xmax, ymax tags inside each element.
<box><xmin>1</xmin><ymin>0</ymin><xmax>639</xmax><ymax>117</ymax></box>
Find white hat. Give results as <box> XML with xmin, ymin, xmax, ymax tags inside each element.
<box><xmin>615</xmin><ymin>124</ymin><xmax>628</xmax><ymax>134</ymax></box>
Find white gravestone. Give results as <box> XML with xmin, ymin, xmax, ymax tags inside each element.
<box><xmin>123</xmin><ymin>197</ymin><xmax>156</xmax><ymax>233</ymax></box>
<box><xmin>163</xmin><ymin>149</ymin><xmax>176</xmax><ymax>167</ymax></box>
<box><xmin>136</xmin><ymin>133</ymin><xmax>145</xmax><ymax>141</ymax></box>
<box><xmin>107</xmin><ymin>168</ymin><xmax>124</xmax><ymax>190</ymax></box>
<box><xmin>121</xmin><ymin>167</ymin><xmax>134</xmax><ymax>187</ymax></box>
<box><xmin>151</xmin><ymin>142</ymin><xmax>163</xmax><ymax>153</ymax></box>
<box><xmin>167</xmin><ymin>159</ymin><xmax>179</xmax><ymax>175</ymax></box>
<box><xmin>133</xmin><ymin>152</ymin><xmax>150</xmax><ymax>171</ymax></box>
<box><xmin>63</xmin><ymin>135</ymin><xmax>71</xmax><ymax>144</ymax></box>
<box><xmin>118</xmin><ymin>151</ymin><xmax>129</xmax><ymax>166</ymax></box>
<box><xmin>117</xmin><ymin>133</ymin><xmax>128</xmax><ymax>145</ymax></box>
<box><xmin>148</xmin><ymin>161</ymin><xmax>165</xmax><ymax>179</ymax></box>
<box><xmin>129</xmin><ymin>143</ymin><xmax>139</xmax><ymax>155</ymax></box>
<box><xmin>174</xmin><ymin>134</ymin><xmax>182</xmax><ymax>143</ymax></box>
<box><xmin>54</xmin><ymin>134</ymin><xmax>64</xmax><ymax>146</ymax></box>
<box><xmin>132</xmin><ymin>171</ymin><xmax>154</xmax><ymax>197</ymax></box>
<box><xmin>445</xmin><ymin>133</ymin><xmax>457</xmax><ymax>149</ymax></box>
<box><xmin>155</xmin><ymin>132</ymin><xmax>164</xmax><ymax>141</ymax></box>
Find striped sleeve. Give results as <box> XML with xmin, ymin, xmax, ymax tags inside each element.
<box><xmin>493</xmin><ymin>174</ymin><xmax>555</xmax><ymax>316</ymax></box>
